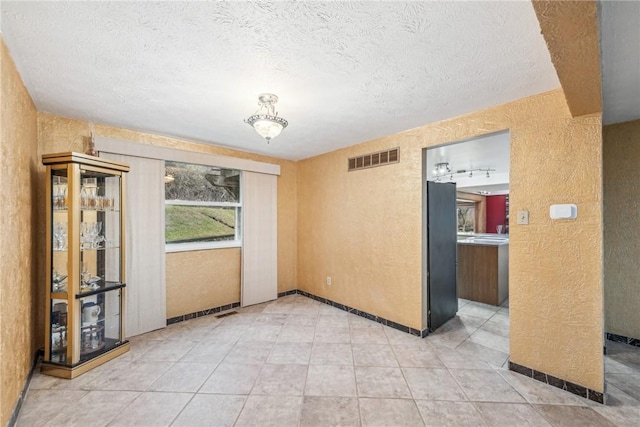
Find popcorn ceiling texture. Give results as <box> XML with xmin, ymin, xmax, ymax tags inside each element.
<box><xmin>297</xmin><ymin>89</ymin><xmax>604</xmax><ymax>391</ymax></box>
<box><xmin>0</xmin><ymin>38</ymin><xmax>39</xmax><ymax>426</ymax></box>
<box><xmin>532</xmin><ymin>0</ymin><xmax>602</xmax><ymax>117</ymax></box>
<box><xmin>604</xmin><ymin>119</ymin><xmax>640</xmax><ymax>341</ymax></box>
<box><xmin>0</xmin><ymin>1</ymin><xmax>559</xmax><ymax>160</ymax></box>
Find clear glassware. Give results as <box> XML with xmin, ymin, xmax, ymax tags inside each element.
<box><xmin>53</xmin><ymin>222</ymin><xmax>67</xmax><ymax>250</ymax></box>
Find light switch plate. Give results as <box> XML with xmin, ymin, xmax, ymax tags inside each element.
<box><xmin>517</xmin><ymin>210</ymin><xmax>529</xmax><ymax>225</ymax></box>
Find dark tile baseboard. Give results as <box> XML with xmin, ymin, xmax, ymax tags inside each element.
<box><xmin>278</xmin><ymin>289</ymin><xmax>428</xmax><ymax>338</ymax></box>
<box><xmin>606</xmin><ymin>332</ymin><xmax>640</xmax><ymax>348</ymax></box>
<box><xmin>167</xmin><ymin>301</ymin><xmax>241</xmax><ymax>325</ymax></box>
<box><xmin>509</xmin><ymin>361</ymin><xmax>604</xmax><ymax>404</ymax></box>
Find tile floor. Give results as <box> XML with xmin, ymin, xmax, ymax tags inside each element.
<box><xmin>17</xmin><ymin>295</ymin><xmax>640</xmax><ymax>426</ymax></box>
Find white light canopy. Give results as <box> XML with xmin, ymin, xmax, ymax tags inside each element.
<box><xmin>245</xmin><ymin>93</ymin><xmax>289</xmax><ymax>143</ymax></box>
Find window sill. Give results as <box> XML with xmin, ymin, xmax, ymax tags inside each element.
<box><xmin>165</xmin><ymin>240</ymin><xmax>242</xmax><ymax>253</ymax></box>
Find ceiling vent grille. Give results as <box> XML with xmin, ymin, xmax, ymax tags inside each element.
<box><xmin>348</xmin><ymin>148</ymin><xmax>399</xmax><ymax>172</ymax></box>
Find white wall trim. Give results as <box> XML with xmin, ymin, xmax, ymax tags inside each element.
<box><xmin>94</xmin><ymin>136</ymin><xmax>281</xmax><ymax>176</ymax></box>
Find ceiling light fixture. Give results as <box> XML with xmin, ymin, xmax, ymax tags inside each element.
<box><xmin>431</xmin><ymin>163</ymin><xmax>496</xmax><ymax>182</ymax></box>
<box><xmin>245</xmin><ymin>93</ymin><xmax>288</xmax><ymax>143</ymax></box>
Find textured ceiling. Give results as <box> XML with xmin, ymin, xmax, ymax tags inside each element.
<box><xmin>1</xmin><ymin>1</ymin><xmax>559</xmax><ymax>160</ymax></box>
<box><xmin>600</xmin><ymin>0</ymin><xmax>640</xmax><ymax>125</ymax></box>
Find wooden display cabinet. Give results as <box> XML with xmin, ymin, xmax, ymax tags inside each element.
<box><xmin>42</xmin><ymin>152</ymin><xmax>130</xmax><ymax>378</ymax></box>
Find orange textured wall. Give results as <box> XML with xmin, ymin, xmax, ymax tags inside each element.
<box><xmin>37</xmin><ymin>113</ymin><xmax>297</xmax><ymax>315</ymax></box>
<box><xmin>532</xmin><ymin>0</ymin><xmax>602</xmax><ymax>116</ymax></box>
<box><xmin>604</xmin><ymin>119</ymin><xmax>640</xmax><ymax>341</ymax></box>
<box><xmin>297</xmin><ymin>89</ymin><xmax>603</xmax><ymax>391</ymax></box>
<box><xmin>0</xmin><ymin>38</ymin><xmax>40</xmax><ymax>426</ymax></box>
<box><xmin>166</xmin><ymin>248</ymin><xmax>241</xmax><ymax>318</ymax></box>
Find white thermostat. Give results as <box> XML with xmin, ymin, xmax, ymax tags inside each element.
<box><xmin>550</xmin><ymin>204</ymin><xmax>577</xmax><ymax>220</ymax></box>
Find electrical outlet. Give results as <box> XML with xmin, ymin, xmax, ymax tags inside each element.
<box><xmin>517</xmin><ymin>210</ymin><xmax>529</xmax><ymax>225</ymax></box>
<box><xmin>326</xmin><ymin>276</ymin><xmax>332</xmax><ymax>286</ymax></box>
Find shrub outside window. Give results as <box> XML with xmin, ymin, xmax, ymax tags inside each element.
<box><xmin>165</xmin><ymin>161</ymin><xmax>241</xmax><ymax>252</ymax></box>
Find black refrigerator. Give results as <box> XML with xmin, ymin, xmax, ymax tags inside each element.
<box><xmin>426</xmin><ymin>181</ymin><xmax>458</xmax><ymax>331</ymax></box>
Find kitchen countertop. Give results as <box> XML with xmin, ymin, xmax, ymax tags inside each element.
<box><xmin>457</xmin><ymin>234</ymin><xmax>509</xmax><ymax>246</ymax></box>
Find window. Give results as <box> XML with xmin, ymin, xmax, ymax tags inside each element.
<box><xmin>165</xmin><ymin>161</ymin><xmax>241</xmax><ymax>252</ymax></box>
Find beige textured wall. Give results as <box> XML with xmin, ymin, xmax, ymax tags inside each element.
<box><xmin>37</xmin><ymin>113</ymin><xmax>298</xmax><ymax>317</ymax></box>
<box><xmin>166</xmin><ymin>248</ymin><xmax>241</xmax><ymax>318</ymax></box>
<box><xmin>604</xmin><ymin>119</ymin><xmax>640</xmax><ymax>340</ymax></box>
<box><xmin>0</xmin><ymin>38</ymin><xmax>40</xmax><ymax>426</ymax></box>
<box><xmin>297</xmin><ymin>89</ymin><xmax>603</xmax><ymax>391</ymax></box>
<box><xmin>532</xmin><ymin>0</ymin><xmax>602</xmax><ymax>117</ymax></box>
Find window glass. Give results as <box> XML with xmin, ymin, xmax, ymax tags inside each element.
<box><xmin>165</xmin><ymin>161</ymin><xmax>241</xmax><ymax>249</ymax></box>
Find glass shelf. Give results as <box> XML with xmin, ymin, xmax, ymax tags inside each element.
<box><xmin>76</xmin><ymin>281</ymin><xmax>126</xmax><ymax>299</ymax></box>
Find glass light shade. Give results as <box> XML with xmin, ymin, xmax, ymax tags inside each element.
<box><xmin>253</xmin><ymin>118</ymin><xmax>284</xmax><ymax>140</ymax></box>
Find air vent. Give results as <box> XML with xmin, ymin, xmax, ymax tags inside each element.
<box><xmin>348</xmin><ymin>148</ymin><xmax>400</xmax><ymax>172</ymax></box>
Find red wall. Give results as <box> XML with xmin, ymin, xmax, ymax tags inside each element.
<box><xmin>486</xmin><ymin>195</ymin><xmax>507</xmax><ymax>233</ymax></box>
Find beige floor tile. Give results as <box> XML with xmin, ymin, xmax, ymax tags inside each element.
<box><xmin>277</xmin><ymin>325</ymin><xmax>316</xmax><ymax>343</ymax></box>
<box><xmin>458</xmin><ymin>302</ymin><xmax>500</xmax><ymax>320</ymax></box>
<box><xmin>199</xmin><ymin>363</ymin><xmax>262</xmax><ymax>394</ymax></box>
<box><xmin>205</xmin><ymin>323</ymin><xmax>251</xmax><ymax>343</ymax></box>
<box><xmin>106</xmin><ymin>392</ymin><xmax>192</xmax><ymax>426</ymax></box>
<box><xmin>284</xmin><ymin>314</ymin><xmax>318</xmax><ymax>327</ymax></box>
<box><xmin>300</xmin><ymin>396</ymin><xmax>360</xmax><ymax>427</ymax></box>
<box><xmin>46</xmin><ymin>391</ymin><xmax>140</xmax><ymax>427</ymax></box>
<box><xmin>355</xmin><ymin>366</ymin><xmax>412</xmax><ymax>398</ymax></box>
<box><xmin>268</xmin><ymin>341</ymin><xmax>313</xmax><ymax>364</ymax></box>
<box><xmin>468</xmin><ymin>328</ymin><xmax>510</xmax><ymax>353</ymax></box>
<box><xmin>605</xmin><ymin>382</ymin><xmax>640</xmax><ymax>407</ymax></box>
<box><xmin>383</xmin><ymin>326</ymin><xmax>426</xmax><ymax>345</ymax></box>
<box><xmin>235</xmin><ymin>395</ymin><xmax>303</xmax><ymax>427</ymax></box>
<box><xmin>359</xmin><ymin>397</ymin><xmax>425</xmax><ymax>427</ymax></box>
<box><xmin>403</xmin><ymin>368</ymin><xmax>468</xmax><ymax>401</ymax></box>
<box><xmin>454</xmin><ymin>340</ymin><xmax>509</xmax><ymax>368</ymax></box>
<box><xmin>223</xmin><ymin>341</ymin><xmax>273</xmax><ymax>364</ymax></box>
<box><xmin>317</xmin><ymin>314</ymin><xmax>350</xmax><ymax>328</ymax></box>
<box><xmin>16</xmin><ymin>389</ymin><xmax>88</xmax><ymax>427</ymax></box>
<box><xmin>142</xmin><ymin>339</ymin><xmax>197</xmax><ymax>362</ymax></box>
<box><xmin>171</xmin><ymin>394</ymin><xmax>246</xmax><ymax>427</ymax></box>
<box><xmin>415</xmin><ymin>400</ymin><xmax>487</xmax><ymax>427</ymax></box>
<box><xmin>449</xmin><ymin>369</ymin><xmax>525</xmax><ymax>403</ymax></box>
<box><xmin>433</xmin><ymin>347</ymin><xmax>493</xmax><ymax>370</ymax></box>
<box><xmin>239</xmin><ymin>324</ymin><xmax>283</xmax><ymax>342</ymax></box>
<box><xmin>147</xmin><ymin>362</ymin><xmax>217</xmax><ymax>392</ymax></box>
<box><xmin>351</xmin><ymin>327</ymin><xmax>390</xmax><ymax>344</ymax></box>
<box><xmin>256</xmin><ymin>313</ymin><xmax>289</xmax><ymax>325</ymax></box>
<box><xmin>607</xmin><ymin>373</ymin><xmax>640</xmax><ymax>401</ymax></box>
<box><xmin>180</xmin><ymin>340</ymin><xmax>234</xmax><ymax>363</ymax></box>
<box><xmin>349</xmin><ymin>315</ymin><xmax>383</xmax><ymax>329</ymax></box>
<box><xmin>305</xmin><ymin>365</ymin><xmax>357</xmax><ymax>397</ymax></box>
<box><xmin>496</xmin><ymin>369</ymin><xmax>590</xmax><ymax>406</ymax></box>
<box><xmin>310</xmin><ymin>343</ymin><xmax>353</xmax><ymax>365</ymax></box>
<box><xmin>252</xmin><ymin>363</ymin><xmax>308</xmax><ymax>396</ymax></box>
<box><xmin>314</xmin><ymin>326</ymin><xmax>351</xmax><ymax>343</ymax></box>
<box><xmin>592</xmin><ymin>406</ymin><xmax>640</xmax><ymax>426</ymax></box>
<box><xmin>352</xmin><ymin>343</ymin><xmax>399</xmax><ymax>367</ymax></box>
<box><xmin>26</xmin><ymin>371</ymin><xmax>59</xmax><ymax>390</ymax></box>
<box><xmin>534</xmin><ymin>404</ymin><xmax>616</xmax><ymax>427</ymax></box>
<box><xmin>392</xmin><ymin>343</ymin><xmax>445</xmax><ymax>368</ymax></box>
<box><xmin>475</xmin><ymin>402</ymin><xmax>551</xmax><ymax>426</ymax></box>
<box><xmin>99</xmin><ymin>361</ymin><xmax>173</xmax><ymax>391</ymax></box>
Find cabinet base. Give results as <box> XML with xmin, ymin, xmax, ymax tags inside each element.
<box><xmin>41</xmin><ymin>341</ymin><xmax>130</xmax><ymax>379</ymax></box>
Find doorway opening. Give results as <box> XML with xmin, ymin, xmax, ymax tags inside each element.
<box><xmin>422</xmin><ymin>130</ymin><xmax>511</xmax><ymax>362</ymax></box>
